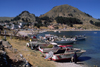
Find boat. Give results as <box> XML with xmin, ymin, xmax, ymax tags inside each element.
<box><xmin>54</xmin><ymin>30</ymin><xmax>57</xmax><ymax>32</ymax></box>
<box><xmin>38</xmin><ymin>45</ymin><xmax>60</xmax><ymax>53</ymax></box>
<box><xmin>39</xmin><ymin>34</ymin><xmax>58</xmax><ymax>42</ymax></box>
<box><xmin>26</xmin><ymin>41</ymin><xmax>48</xmax><ymax>50</ymax></box>
<box><xmin>39</xmin><ymin>45</ymin><xmax>86</xmax><ymax>61</ymax></box>
<box><xmin>55</xmin><ymin>38</ymin><xmax>76</xmax><ymax>44</ymax></box>
<box><xmin>51</xmin><ymin>49</ymin><xmax>85</xmax><ymax>61</ymax></box>
<box><xmin>75</xmin><ymin>35</ymin><xmax>86</xmax><ymax>40</ymax></box>
<box><xmin>58</xmin><ymin>31</ymin><xmax>61</xmax><ymax>33</ymax></box>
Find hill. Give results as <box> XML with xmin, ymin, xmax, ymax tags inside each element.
<box><xmin>40</xmin><ymin>4</ymin><xmax>100</xmax><ymax>29</ymax></box>
<box><xmin>11</xmin><ymin>11</ymin><xmax>36</xmax><ymax>22</ymax></box>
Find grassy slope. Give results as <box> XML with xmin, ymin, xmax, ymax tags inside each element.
<box><xmin>0</xmin><ymin>36</ymin><xmax>55</xmax><ymax>67</ymax></box>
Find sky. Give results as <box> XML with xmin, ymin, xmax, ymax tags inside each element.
<box><xmin>0</xmin><ymin>0</ymin><xmax>100</xmax><ymax>19</ymax></box>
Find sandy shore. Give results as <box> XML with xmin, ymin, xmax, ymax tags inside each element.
<box><xmin>54</xmin><ymin>61</ymin><xmax>88</xmax><ymax>67</ymax></box>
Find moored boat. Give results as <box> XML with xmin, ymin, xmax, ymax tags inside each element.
<box><xmin>55</xmin><ymin>38</ymin><xmax>76</xmax><ymax>44</ymax></box>
<box><xmin>38</xmin><ymin>45</ymin><xmax>60</xmax><ymax>53</ymax></box>
<box><xmin>75</xmin><ymin>35</ymin><xmax>86</xmax><ymax>40</ymax></box>
<box><xmin>39</xmin><ymin>45</ymin><xmax>86</xmax><ymax>61</ymax></box>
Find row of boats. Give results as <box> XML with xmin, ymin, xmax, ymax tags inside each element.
<box><xmin>39</xmin><ymin>34</ymin><xmax>86</xmax><ymax>44</ymax></box>
<box><xmin>26</xmin><ymin>34</ymin><xmax>86</xmax><ymax>61</ymax></box>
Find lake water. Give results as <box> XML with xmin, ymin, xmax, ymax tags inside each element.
<box><xmin>37</xmin><ymin>31</ymin><xmax>100</xmax><ymax>67</ymax></box>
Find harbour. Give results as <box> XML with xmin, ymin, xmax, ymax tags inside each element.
<box><xmin>37</xmin><ymin>31</ymin><xmax>100</xmax><ymax>67</ymax></box>
<box><xmin>0</xmin><ymin>30</ymin><xmax>100</xmax><ymax>67</ymax></box>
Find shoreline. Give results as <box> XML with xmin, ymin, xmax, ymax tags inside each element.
<box><xmin>17</xmin><ymin>29</ymin><xmax>100</xmax><ymax>36</ymax></box>
<box><xmin>17</xmin><ymin>29</ymin><xmax>100</xmax><ymax>33</ymax></box>
<box><xmin>54</xmin><ymin>61</ymin><xmax>89</xmax><ymax>67</ymax></box>
<box><xmin>45</xmin><ymin>29</ymin><xmax>100</xmax><ymax>32</ymax></box>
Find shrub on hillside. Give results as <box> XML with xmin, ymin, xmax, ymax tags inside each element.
<box><xmin>55</xmin><ymin>16</ymin><xmax>83</xmax><ymax>27</ymax></box>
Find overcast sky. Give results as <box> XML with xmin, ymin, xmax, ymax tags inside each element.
<box><xmin>0</xmin><ymin>0</ymin><xmax>100</xmax><ymax>19</ymax></box>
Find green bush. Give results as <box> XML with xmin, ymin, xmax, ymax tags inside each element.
<box><xmin>55</xmin><ymin>16</ymin><xmax>83</xmax><ymax>27</ymax></box>
<box><xmin>2</xmin><ymin>38</ymin><xmax>6</xmax><ymax>41</ymax></box>
<box><xmin>47</xmin><ymin>44</ymin><xmax>53</xmax><ymax>48</ymax></box>
<box><xmin>84</xmin><ymin>12</ymin><xmax>92</xmax><ymax>17</ymax></box>
<box><xmin>90</xmin><ymin>20</ymin><xmax>94</xmax><ymax>24</ymax></box>
<box><xmin>94</xmin><ymin>22</ymin><xmax>100</xmax><ymax>26</ymax></box>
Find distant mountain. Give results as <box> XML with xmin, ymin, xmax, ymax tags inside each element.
<box><xmin>40</xmin><ymin>4</ymin><xmax>100</xmax><ymax>29</ymax></box>
<box><xmin>0</xmin><ymin>17</ymin><xmax>14</xmax><ymax>21</ymax></box>
<box><xmin>11</xmin><ymin>11</ymin><xmax>36</xmax><ymax>22</ymax></box>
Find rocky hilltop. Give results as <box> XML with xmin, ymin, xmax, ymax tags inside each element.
<box><xmin>11</xmin><ymin>11</ymin><xmax>36</xmax><ymax>22</ymax></box>
<box><xmin>40</xmin><ymin>4</ymin><xmax>100</xmax><ymax>29</ymax></box>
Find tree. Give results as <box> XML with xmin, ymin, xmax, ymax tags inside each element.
<box><xmin>90</xmin><ymin>20</ymin><xmax>94</xmax><ymax>24</ymax></box>
<box><xmin>94</xmin><ymin>22</ymin><xmax>100</xmax><ymax>26</ymax></box>
<box><xmin>40</xmin><ymin>16</ymin><xmax>49</xmax><ymax>20</ymax></box>
<box><xmin>55</xmin><ymin>16</ymin><xmax>83</xmax><ymax>27</ymax></box>
<box><xmin>84</xmin><ymin>12</ymin><xmax>92</xmax><ymax>17</ymax></box>
<box><xmin>34</xmin><ymin>23</ymin><xmax>43</xmax><ymax>28</ymax></box>
<box><xmin>22</xmin><ymin>18</ymin><xmax>25</xmax><ymax>21</ymax></box>
<box><xmin>13</xmin><ymin>16</ymin><xmax>20</xmax><ymax>21</ymax></box>
<box><xmin>4</xmin><ymin>20</ymin><xmax>10</xmax><ymax>23</ymax></box>
<box><xmin>68</xmin><ymin>14</ymin><xmax>73</xmax><ymax>17</ymax></box>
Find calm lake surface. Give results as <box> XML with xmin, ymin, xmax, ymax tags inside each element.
<box><xmin>38</xmin><ymin>31</ymin><xmax>100</xmax><ymax>67</ymax></box>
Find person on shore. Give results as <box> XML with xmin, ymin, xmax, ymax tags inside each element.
<box><xmin>71</xmin><ymin>56</ymin><xmax>74</xmax><ymax>63</ymax></box>
<box><xmin>0</xmin><ymin>29</ymin><xmax>1</xmax><ymax>35</ymax></box>
<box><xmin>63</xmin><ymin>35</ymin><xmax>66</xmax><ymax>38</ymax></box>
<box><xmin>10</xmin><ymin>34</ymin><xmax>12</xmax><ymax>39</ymax></box>
<box><xmin>4</xmin><ymin>30</ymin><xmax>6</xmax><ymax>35</ymax></box>
<box><xmin>73</xmin><ymin>52</ymin><xmax>78</xmax><ymax>63</ymax></box>
<box><xmin>30</xmin><ymin>39</ymin><xmax>32</xmax><ymax>42</ymax></box>
<box><xmin>4</xmin><ymin>36</ymin><xmax>6</xmax><ymax>41</ymax></box>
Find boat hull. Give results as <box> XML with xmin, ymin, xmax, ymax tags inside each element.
<box><xmin>76</xmin><ymin>38</ymin><xmax>86</xmax><ymax>40</ymax></box>
<box><xmin>38</xmin><ymin>46</ymin><xmax>58</xmax><ymax>53</ymax></box>
<box><xmin>55</xmin><ymin>41</ymin><xmax>75</xmax><ymax>44</ymax></box>
<box><xmin>51</xmin><ymin>51</ymin><xmax>85</xmax><ymax>61</ymax></box>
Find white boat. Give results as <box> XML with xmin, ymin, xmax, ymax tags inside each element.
<box><xmin>51</xmin><ymin>49</ymin><xmax>85</xmax><ymax>61</ymax></box>
<box><xmin>55</xmin><ymin>38</ymin><xmax>76</xmax><ymax>44</ymax></box>
<box><xmin>39</xmin><ymin>34</ymin><xmax>58</xmax><ymax>41</ymax></box>
<box><xmin>38</xmin><ymin>45</ymin><xmax>60</xmax><ymax>53</ymax></box>
<box><xmin>58</xmin><ymin>31</ymin><xmax>61</xmax><ymax>33</ymax></box>
<box><xmin>75</xmin><ymin>35</ymin><xmax>86</xmax><ymax>40</ymax></box>
<box><xmin>54</xmin><ymin>30</ymin><xmax>57</xmax><ymax>32</ymax></box>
